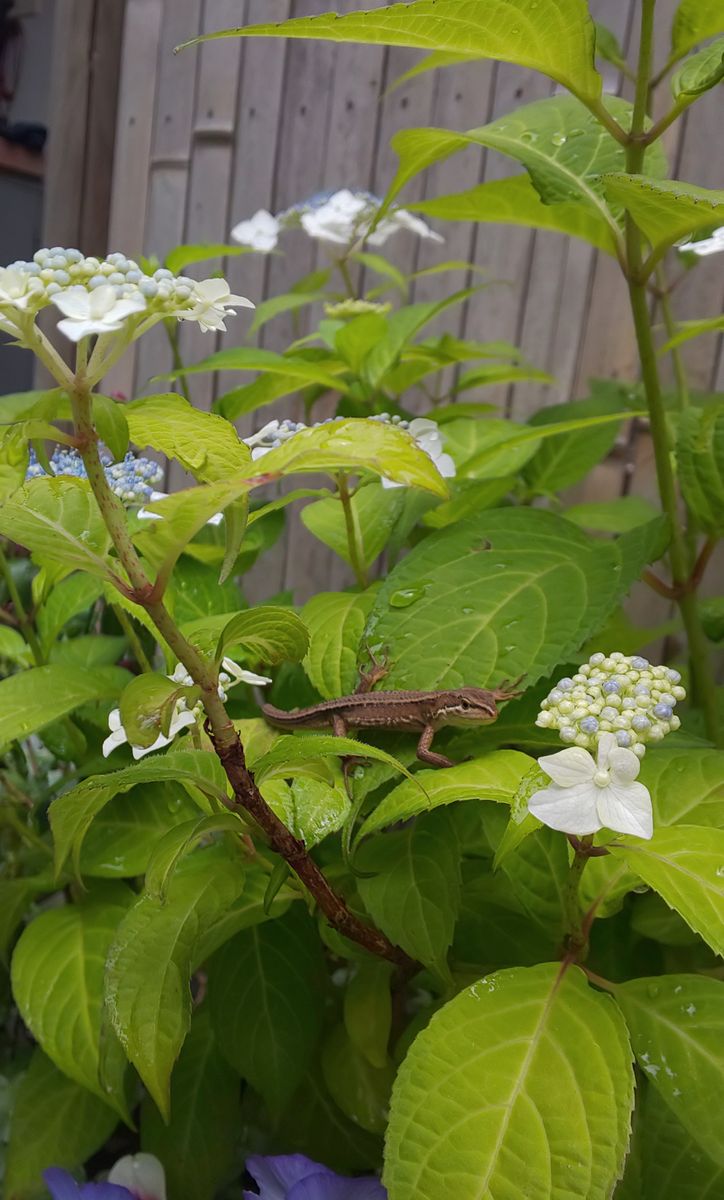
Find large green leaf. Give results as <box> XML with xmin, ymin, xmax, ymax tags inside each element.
<box><xmin>638</xmin><ymin>1086</ymin><xmax>724</xmax><ymax>1199</ymax></box>
<box><xmin>664</xmin><ymin>315</ymin><xmax>724</xmax><ymax>351</ymax></box>
<box><xmin>322</xmin><ymin>1023</ymin><xmax>395</xmax><ymax>1136</ymax></box>
<box><xmin>79</xmin><ymin>783</ymin><xmax>202</xmax><ymax>880</ymax></box>
<box><xmin>384</xmin><ymin>963</ymin><xmax>634</xmax><ymax>1200</ymax></box>
<box><xmin>390</xmin><ymin>96</ymin><xmax>664</xmax><ymax>246</ymax></box>
<box><xmin>301</xmin><ymin>485</ymin><xmax>408</xmax><ymax>571</ymax></box>
<box><xmin>675</xmin><ymin>405</ymin><xmax>724</xmax><ymax>535</ymax></box>
<box><xmin>208</xmin><ymin>908</ymin><xmax>324</xmax><ymax>1114</ymax></box>
<box><xmin>0</xmin><ymin>664</ymin><xmax>127</xmax><ymax>748</ymax></box>
<box><xmin>363</xmin><ymin>508</ymin><xmax>657</xmax><ymax>692</ymax></box>
<box><xmin>4</xmin><ymin>1050</ymin><xmax>119</xmax><ymax>1200</ymax></box>
<box><xmin>359</xmin><ymin>752</ymin><xmax>532</xmax><ymax>838</ymax></box>
<box><xmin>672</xmin><ymin>0</ymin><xmax>724</xmax><ymax>57</ymax></box>
<box><xmin>610</xmin><ymin>825</ymin><xmax>724</xmax><ymax>958</ymax></box>
<box><xmin>261</xmin><ymin>773</ymin><xmax>351</xmax><ymax>850</ymax></box>
<box><xmin>640</xmin><ymin>748</ymin><xmax>724</xmax><ymax>826</ymax></box>
<box><xmin>180</xmin><ymin>0</ymin><xmax>602</xmax><ymax>103</ymax></box>
<box><xmin>0</xmin><ymin>478</ymin><xmax>115</xmax><ymax>581</ymax></box>
<box><xmin>141</xmin><ymin>1010</ymin><xmax>241</xmax><ymax>1200</ymax></box>
<box><xmin>49</xmin><ymin>750</ymin><xmax>229</xmax><ymax>877</ymax></box>
<box><xmin>170</xmin><ymin>345</ymin><xmax>349</xmax><ymax>392</ymax></box>
<box><xmin>126</xmin><ymin>393</ymin><xmax>250</xmax><ymax>483</ymax></box>
<box><xmin>104</xmin><ymin>843</ymin><xmax>246</xmax><ymax>1118</ymax></box>
<box><xmin>11</xmin><ymin>884</ymin><xmax>132</xmax><ymax>1120</ymax></box>
<box><xmin>616</xmin><ymin>974</ymin><xmax>724</xmax><ymax>1166</ymax></box>
<box><xmin>302</xmin><ymin>588</ymin><xmax>378</xmax><ymax>699</ymax></box>
<box><xmin>523</xmin><ymin>389</ymin><xmax>628</xmax><ymax>495</ymax></box>
<box><xmin>164</xmin><ymin>242</ymin><xmax>252</xmax><ymax>275</ymax></box>
<box><xmin>0</xmin><ymin>875</ymin><xmax>55</xmax><ymax>964</ymax></box>
<box><xmin>602</xmin><ymin>175</ymin><xmax>724</xmax><ymax>271</ymax></box>
<box><xmin>672</xmin><ymin>36</ymin><xmax>724</xmax><ymax>99</ymax></box>
<box><xmin>357</xmin><ymin>810</ymin><xmax>461</xmax><ymax>979</ymax></box>
<box><xmin>36</xmin><ymin>573</ymin><xmax>104</xmax><ymax>654</ymax></box>
<box><xmin>214</xmin><ymin>605</ymin><xmax>309</xmax><ymax>664</ymax></box>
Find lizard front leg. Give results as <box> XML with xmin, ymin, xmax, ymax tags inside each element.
<box><xmin>355</xmin><ymin>645</ymin><xmax>390</xmax><ymax>694</ymax></box>
<box><xmin>416</xmin><ymin>724</ymin><xmax>455</xmax><ymax>769</ymax></box>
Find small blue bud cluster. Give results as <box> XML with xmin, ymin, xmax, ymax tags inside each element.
<box><xmin>5</xmin><ymin>248</ymin><xmax>200</xmax><ymax>315</ymax></box>
<box><xmin>26</xmin><ymin>447</ymin><xmax>163</xmax><ymax>503</ymax></box>
<box><xmin>536</xmin><ymin>651</ymin><xmax>685</xmax><ymax>757</ymax></box>
<box><xmin>245</xmin><ymin>413</ymin><xmax>413</xmax><ymax>455</ymax></box>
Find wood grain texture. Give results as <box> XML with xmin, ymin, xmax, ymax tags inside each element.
<box><xmin>89</xmin><ymin>0</ymin><xmax>723</xmax><ymax>612</ymax></box>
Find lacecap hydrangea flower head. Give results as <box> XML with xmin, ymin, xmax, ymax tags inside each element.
<box><xmin>529</xmin><ymin>652</ymin><xmax>685</xmax><ymax>840</ymax></box>
<box><xmin>0</xmin><ymin>247</ymin><xmax>252</xmax><ymax>344</ymax></box>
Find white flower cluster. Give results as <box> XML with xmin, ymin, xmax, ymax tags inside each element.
<box><xmin>0</xmin><ymin>248</ymin><xmax>252</xmax><ymax>343</ymax></box>
<box><xmin>26</xmin><ymin>447</ymin><xmax>164</xmax><ymax>503</ymax></box>
<box><xmin>103</xmin><ymin>658</ymin><xmax>271</xmax><ymax>760</ymax></box>
<box><xmin>536</xmin><ymin>652</ymin><xmax>684</xmax><ymax>756</ymax></box>
<box><xmin>231</xmin><ymin>188</ymin><xmax>444</xmax><ymax>253</ymax></box>
<box><xmin>243</xmin><ymin>413</ymin><xmax>455</xmax><ymax>487</ymax></box>
<box><xmin>528</xmin><ymin>652</ymin><xmax>686</xmax><ymax>840</ymax></box>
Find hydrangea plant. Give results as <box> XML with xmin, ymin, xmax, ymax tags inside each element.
<box><xmin>0</xmin><ymin>3</ymin><xmax>722</xmax><ymax>1200</ymax></box>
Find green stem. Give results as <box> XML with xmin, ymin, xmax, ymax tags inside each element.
<box><xmin>164</xmin><ymin>319</ymin><xmax>192</xmax><ymax>402</ymax></box>
<box><xmin>67</xmin><ymin>374</ymin><xmax>413</xmax><ymax>970</ymax></box>
<box><xmin>337</xmin><ymin>258</ymin><xmax>357</xmax><ymax>299</ymax></box>
<box><xmin>563</xmin><ymin>836</ymin><xmax>593</xmax><ymax>960</ymax></box>
<box><xmin>624</xmin><ymin>0</ymin><xmax>720</xmax><ymax>745</ymax></box>
<box><xmin>111</xmin><ymin>603</ymin><xmax>154</xmax><ymax>673</ymax></box>
<box><xmin>0</xmin><ymin>543</ymin><xmax>44</xmax><ymax>665</ymax></box>
<box><xmin>336</xmin><ymin>473</ymin><xmax>369</xmax><ymax>588</ymax></box>
<box><xmin>655</xmin><ymin>264</ymin><xmax>698</xmax><ymax>570</ymax></box>
<box><xmin>1</xmin><ymin>804</ymin><xmax>53</xmax><ymax>857</ymax></box>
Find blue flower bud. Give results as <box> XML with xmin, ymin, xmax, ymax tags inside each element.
<box><xmin>579</xmin><ymin>716</ymin><xmax>599</xmax><ymax>733</ymax></box>
<box><xmin>557</xmin><ymin>677</ymin><xmax>574</xmax><ymax>691</ymax></box>
<box><xmin>602</xmin><ymin>680</ymin><xmax>620</xmax><ymax>695</ymax></box>
<box><xmin>615</xmin><ymin>731</ymin><xmax>633</xmax><ymax>747</ymax></box>
<box><xmin>630</xmin><ymin>656</ymin><xmax>649</xmax><ymax>669</ymax></box>
<box><xmin>631</xmin><ymin>715</ymin><xmax>650</xmax><ymax>732</ymax></box>
<box><xmin>653</xmin><ymin>703</ymin><xmax>673</xmax><ymax>720</ymax></box>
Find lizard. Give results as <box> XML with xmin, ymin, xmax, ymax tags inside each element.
<box><xmin>260</xmin><ymin>658</ymin><xmax>522</xmax><ymax>768</ymax></box>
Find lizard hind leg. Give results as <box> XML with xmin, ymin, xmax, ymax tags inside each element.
<box><xmin>416</xmin><ymin>724</ymin><xmax>455</xmax><ymax>769</ymax></box>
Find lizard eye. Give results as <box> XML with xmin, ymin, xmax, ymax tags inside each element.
<box><xmin>460</xmin><ymin>699</ymin><xmax>471</xmax><ymax>710</ymax></box>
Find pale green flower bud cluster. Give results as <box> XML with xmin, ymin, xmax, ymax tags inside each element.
<box><xmin>4</xmin><ymin>248</ymin><xmax>197</xmax><ymax>315</ymax></box>
<box><xmin>536</xmin><ymin>652</ymin><xmax>685</xmax><ymax>758</ymax></box>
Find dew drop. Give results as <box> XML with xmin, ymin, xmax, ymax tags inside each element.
<box><xmin>461</xmin><ymin>606</ymin><xmax>474</xmax><ymax>615</ymax></box>
<box><xmin>647</xmin><ymin>983</ymin><xmax>659</xmax><ymax>999</ymax></box>
<box><xmin>716</xmin><ymin>865</ymin><xmax>724</xmax><ymax>877</ymax></box>
<box><xmin>389</xmin><ymin>582</ymin><xmax>429</xmax><ymax>608</ymax></box>
<box><xmin>551</xmin><ymin>131</ymin><xmax>567</xmax><ymax>146</ymax></box>
<box><xmin>520</xmin><ymin>130</ymin><xmax>538</xmax><ymax>143</ymax></box>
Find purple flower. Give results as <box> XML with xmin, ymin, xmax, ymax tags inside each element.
<box><xmin>244</xmin><ymin>1155</ymin><xmax>387</xmax><ymax>1200</ymax></box>
<box><xmin>43</xmin><ymin>1169</ymin><xmax>134</xmax><ymax>1200</ymax></box>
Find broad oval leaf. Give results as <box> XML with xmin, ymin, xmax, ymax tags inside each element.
<box><xmin>410</xmin><ymin>175</ymin><xmax>620</xmax><ymax>252</ymax></box>
<box><xmin>0</xmin><ymin>664</ymin><xmax>128</xmax><ymax>748</ymax></box>
<box><xmin>4</xmin><ymin>1049</ymin><xmax>120</xmax><ymax>1200</ymax></box>
<box><xmin>672</xmin><ymin>0</ymin><xmax>724</xmax><ymax>57</ymax></box>
<box><xmin>301</xmin><ymin>486</ymin><xmax>409</xmax><ymax>571</ymax></box>
<box><xmin>357</xmin><ymin>809</ymin><xmax>462</xmax><ymax>979</ymax></box>
<box><xmin>126</xmin><ymin>393</ymin><xmax>251</xmax><ymax>482</ymax></box>
<box><xmin>215</xmin><ymin>605</ymin><xmax>309</xmax><ymax>665</ymax></box>
<box><xmin>180</xmin><ymin>0</ymin><xmax>603</xmax><ymax>103</ymax></box>
<box><xmin>144</xmin><ymin>813</ymin><xmax>246</xmax><ymax>900</ymax></box>
<box><xmin>640</xmin><ymin>748</ymin><xmax>724</xmax><ymax>827</ymax></box>
<box><xmin>363</xmin><ymin>508</ymin><xmax>655</xmax><ymax>692</ymax></box>
<box><xmin>164</xmin><ymin>241</ymin><xmax>252</xmax><ymax>274</ymax></box>
<box><xmin>11</xmin><ymin>884</ymin><xmax>133</xmax><ymax>1120</ymax></box>
<box><xmin>0</xmin><ymin>477</ymin><xmax>115</xmax><ymax>581</ymax></box>
<box><xmin>390</xmin><ymin>96</ymin><xmax>665</xmax><ymax>245</ymax></box>
<box><xmin>384</xmin><ymin>963</ymin><xmax>634</xmax><ymax>1200</ymax></box>
<box><xmin>359</xmin><ymin>752</ymin><xmax>532</xmax><ymax>838</ymax></box>
<box><xmin>49</xmin><ymin>750</ymin><xmax>229</xmax><ymax>878</ymax></box>
<box><xmin>208</xmin><ymin>908</ymin><xmax>325</xmax><ymax>1114</ymax></box>
<box><xmin>602</xmin><ymin>175</ymin><xmax>724</xmax><ymax>271</ymax></box>
<box><xmin>675</xmin><ymin>405</ymin><xmax>724</xmax><ymax>535</ymax></box>
<box><xmin>302</xmin><ymin>588</ymin><xmax>378</xmax><ymax>699</ymax></box>
<box><xmin>610</xmin><ymin>825</ymin><xmax>724</xmax><ymax>958</ymax></box>
<box><xmin>105</xmin><ymin>843</ymin><xmax>246</xmax><ymax>1119</ymax></box>
<box><xmin>672</xmin><ymin>35</ymin><xmax>724</xmax><ymax>98</ymax></box>
<box><xmin>141</xmin><ymin>1010</ymin><xmax>241</xmax><ymax>1200</ymax></box>
<box><xmin>638</xmin><ymin>1086</ymin><xmax>724</xmax><ymax>1199</ymax></box>
<box><xmin>616</xmin><ymin>974</ymin><xmax>724</xmax><ymax>1166</ymax></box>
<box><xmin>322</xmin><ymin>1023</ymin><xmax>395</xmax><ymax>1136</ymax></box>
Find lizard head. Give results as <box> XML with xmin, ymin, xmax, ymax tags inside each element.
<box><xmin>435</xmin><ymin>688</ymin><xmax>502</xmax><ymax>727</ymax></box>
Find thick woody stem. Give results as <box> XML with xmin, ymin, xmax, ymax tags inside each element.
<box><xmin>69</xmin><ymin>374</ymin><xmax>414</xmax><ymax>971</ymax></box>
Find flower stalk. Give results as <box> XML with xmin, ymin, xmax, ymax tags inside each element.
<box><xmin>336</xmin><ymin>472</ymin><xmax>369</xmax><ymax>588</ymax></box>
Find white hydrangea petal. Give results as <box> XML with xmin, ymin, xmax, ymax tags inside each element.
<box><xmin>538</xmin><ymin>746</ymin><xmax>596</xmax><ymax>787</ymax></box>
<box><xmin>221</xmin><ymin>657</ymin><xmax>272</xmax><ymax>688</ymax></box>
<box><xmin>108</xmin><ymin>293</ymin><xmax>148</xmax><ymax>321</ymax></box>
<box><xmin>608</xmin><ymin>746</ymin><xmax>642</xmax><ymax>785</ymax></box>
<box><xmin>596</xmin><ymin>731</ymin><xmax>618</xmax><ymax>768</ymax></box>
<box><xmin>394</xmin><ymin>209</ymin><xmax>445</xmax><ymax>242</ymax></box>
<box><xmin>595</xmin><ymin>780</ymin><xmax>653</xmax><ymax>839</ymax></box>
<box><xmin>167</xmin><ymin>707</ymin><xmax>198</xmax><ymax>737</ymax></box>
<box><xmin>51</xmin><ymin>285</ymin><xmax>92</xmax><ymax>319</ymax></box>
<box><xmin>231</xmin><ymin>209</ymin><xmax>280</xmax><ymax>252</ymax></box>
<box><xmin>408</xmin><ymin>418</ymin><xmax>439</xmax><ymax>439</ymax></box>
<box><xmin>436</xmin><ymin>452</ymin><xmax>456</xmax><ymax>479</ymax></box>
<box><xmin>108</xmin><ymin>1152</ymin><xmax>167</xmax><ymax>1200</ymax></box>
<box><xmin>528</xmin><ymin>781</ymin><xmax>602</xmax><ymax>835</ymax></box>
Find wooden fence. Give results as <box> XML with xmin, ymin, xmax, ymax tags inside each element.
<box><xmin>46</xmin><ymin>0</ymin><xmax>724</xmax><ymax>637</ymax></box>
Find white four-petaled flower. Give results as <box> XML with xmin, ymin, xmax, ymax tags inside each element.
<box><xmin>177</xmin><ymin>278</ymin><xmax>254</xmax><ymax>333</ymax></box>
<box><xmin>51</xmin><ymin>284</ymin><xmax>147</xmax><ymax>342</ymax></box>
<box><xmin>381</xmin><ymin>417</ymin><xmax>456</xmax><ymax>489</ymax></box>
<box><xmin>528</xmin><ymin>731</ymin><xmax>653</xmax><ymax>839</ymax></box>
<box><xmin>108</xmin><ymin>1152</ymin><xmax>167</xmax><ymax>1200</ymax></box>
<box><xmin>230</xmin><ymin>209</ymin><xmax>281</xmax><ymax>252</ymax></box>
